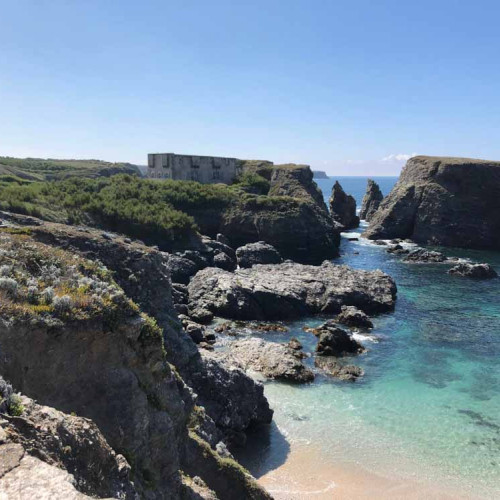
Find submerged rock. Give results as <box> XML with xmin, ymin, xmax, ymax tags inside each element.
<box><xmin>448</xmin><ymin>262</ymin><xmax>498</xmax><ymax>280</ymax></box>
<box><xmin>188</xmin><ymin>261</ymin><xmax>397</xmax><ymax>321</ymax></box>
<box><xmin>403</xmin><ymin>248</ymin><xmax>448</xmax><ymax>263</ymax></box>
<box><xmin>329</xmin><ymin>181</ymin><xmax>360</xmax><ymax>230</ymax></box>
<box><xmin>236</xmin><ymin>241</ymin><xmax>283</xmax><ymax>268</ymax></box>
<box><xmin>359</xmin><ymin>179</ymin><xmax>384</xmax><ymax>222</ymax></box>
<box><xmin>336</xmin><ymin>305</ymin><xmax>373</xmax><ymax>329</ymax></box>
<box><xmin>209</xmin><ymin>338</ymin><xmax>314</xmax><ymax>384</ymax></box>
<box><xmin>364</xmin><ymin>156</ymin><xmax>500</xmax><ymax>250</ymax></box>
<box><xmin>314</xmin><ymin>357</ymin><xmax>364</xmax><ymax>381</ymax></box>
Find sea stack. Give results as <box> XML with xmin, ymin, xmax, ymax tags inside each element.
<box><xmin>359</xmin><ymin>179</ymin><xmax>383</xmax><ymax>221</ymax></box>
<box><xmin>329</xmin><ymin>181</ymin><xmax>359</xmax><ymax>230</ymax></box>
<box><xmin>364</xmin><ymin>156</ymin><xmax>500</xmax><ymax>250</ymax></box>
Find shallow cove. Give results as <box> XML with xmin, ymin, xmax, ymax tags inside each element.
<box><xmin>234</xmin><ymin>177</ymin><xmax>500</xmax><ymax>499</ymax></box>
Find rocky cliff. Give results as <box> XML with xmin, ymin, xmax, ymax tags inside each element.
<box><xmin>0</xmin><ymin>222</ymin><xmax>271</xmax><ymax>499</ymax></box>
<box><xmin>364</xmin><ymin>156</ymin><xmax>500</xmax><ymax>249</ymax></box>
<box><xmin>359</xmin><ymin>179</ymin><xmax>383</xmax><ymax>221</ymax></box>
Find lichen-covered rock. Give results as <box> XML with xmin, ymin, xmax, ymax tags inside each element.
<box><xmin>208</xmin><ymin>338</ymin><xmax>314</xmax><ymax>384</ymax></box>
<box><xmin>359</xmin><ymin>179</ymin><xmax>384</xmax><ymax>221</ymax></box>
<box><xmin>188</xmin><ymin>261</ymin><xmax>397</xmax><ymax>320</ymax></box>
<box><xmin>0</xmin><ymin>380</ymin><xmax>137</xmax><ymax>499</ymax></box>
<box><xmin>236</xmin><ymin>241</ymin><xmax>282</xmax><ymax>268</ymax></box>
<box><xmin>364</xmin><ymin>156</ymin><xmax>500</xmax><ymax>250</ymax></box>
<box><xmin>329</xmin><ymin>181</ymin><xmax>359</xmax><ymax>230</ymax></box>
<box><xmin>448</xmin><ymin>262</ymin><xmax>498</xmax><ymax>280</ymax></box>
<box><xmin>336</xmin><ymin>305</ymin><xmax>373</xmax><ymax>329</ymax></box>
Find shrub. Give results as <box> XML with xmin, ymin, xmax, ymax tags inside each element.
<box><xmin>53</xmin><ymin>295</ymin><xmax>73</xmax><ymax>313</ymax></box>
<box><xmin>0</xmin><ymin>277</ymin><xmax>19</xmax><ymax>297</ymax></box>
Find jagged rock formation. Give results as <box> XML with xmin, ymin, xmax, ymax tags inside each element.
<box><xmin>188</xmin><ymin>261</ymin><xmax>397</xmax><ymax>321</ymax></box>
<box><xmin>0</xmin><ymin>219</ymin><xmax>272</xmax><ymax>499</ymax></box>
<box><xmin>359</xmin><ymin>179</ymin><xmax>383</xmax><ymax>221</ymax></box>
<box><xmin>314</xmin><ymin>357</ymin><xmax>363</xmax><ymax>381</ymax></box>
<box><xmin>402</xmin><ymin>248</ymin><xmax>448</xmax><ymax>263</ymax></box>
<box><xmin>329</xmin><ymin>181</ymin><xmax>359</xmax><ymax>230</ymax></box>
<box><xmin>315</xmin><ymin>326</ymin><xmax>364</xmax><ymax>357</ymax></box>
<box><xmin>236</xmin><ymin>241</ymin><xmax>283</xmax><ymax>268</ymax></box>
<box><xmin>448</xmin><ymin>262</ymin><xmax>498</xmax><ymax>280</ymax></box>
<box><xmin>207</xmin><ymin>338</ymin><xmax>314</xmax><ymax>384</ymax></box>
<box><xmin>0</xmin><ymin>379</ymin><xmax>137</xmax><ymax>499</ymax></box>
<box><xmin>364</xmin><ymin>156</ymin><xmax>500</xmax><ymax>249</ymax></box>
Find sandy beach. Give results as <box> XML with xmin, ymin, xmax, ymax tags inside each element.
<box><xmin>257</xmin><ymin>443</ymin><xmax>482</xmax><ymax>500</ymax></box>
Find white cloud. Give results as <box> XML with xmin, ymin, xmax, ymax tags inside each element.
<box><xmin>381</xmin><ymin>153</ymin><xmax>417</xmax><ymax>162</ymax></box>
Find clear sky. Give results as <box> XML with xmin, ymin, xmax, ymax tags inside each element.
<box><xmin>1</xmin><ymin>1</ymin><xmax>500</xmax><ymax>175</ymax></box>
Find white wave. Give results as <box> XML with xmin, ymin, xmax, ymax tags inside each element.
<box><xmin>352</xmin><ymin>332</ymin><xmax>378</xmax><ymax>344</ymax></box>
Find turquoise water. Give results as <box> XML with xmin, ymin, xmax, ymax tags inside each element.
<box><xmin>236</xmin><ymin>177</ymin><xmax>500</xmax><ymax>496</ymax></box>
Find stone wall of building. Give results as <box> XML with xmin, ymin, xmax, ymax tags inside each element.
<box><xmin>147</xmin><ymin>153</ymin><xmax>240</xmax><ymax>184</ymax></box>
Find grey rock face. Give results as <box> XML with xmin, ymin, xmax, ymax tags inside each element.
<box><xmin>359</xmin><ymin>179</ymin><xmax>383</xmax><ymax>221</ymax></box>
<box><xmin>403</xmin><ymin>248</ymin><xmax>448</xmax><ymax>263</ymax></box>
<box><xmin>236</xmin><ymin>241</ymin><xmax>283</xmax><ymax>268</ymax></box>
<box><xmin>336</xmin><ymin>305</ymin><xmax>373</xmax><ymax>329</ymax></box>
<box><xmin>329</xmin><ymin>181</ymin><xmax>360</xmax><ymax>230</ymax></box>
<box><xmin>364</xmin><ymin>156</ymin><xmax>500</xmax><ymax>250</ymax></box>
<box><xmin>188</xmin><ymin>262</ymin><xmax>397</xmax><ymax>321</ymax></box>
<box><xmin>0</xmin><ymin>383</ymin><xmax>137</xmax><ymax>499</ymax></box>
<box><xmin>448</xmin><ymin>262</ymin><xmax>498</xmax><ymax>280</ymax></box>
<box><xmin>208</xmin><ymin>338</ymin><xmax>314</xmax><ymax>384</ymax></box>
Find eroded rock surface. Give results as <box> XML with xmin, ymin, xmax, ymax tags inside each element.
<box><xmin>188</xmin><ymin>262</ymin><xmax>397</xmax><ymax>320</ymax></box>
<box><xmin>208</xmin><ymin>338</ymin><xmax>314</xmax><ymax>383</ymax></box>
<box><xmin>364</xmin><ymin>156</ymin><xmax>500</xmax><ymax>250</ymax></box>
<box><xmin>236</xmin><ymin>241</ymin><xmax>283</xmax><ymax>268</ymax></box>
<box><xmin>402</xmin><ymin>248</ymin><xmax>448</xmax><ymax>263</ymax></box>
<box><xmin>315</xmin><ymin>326</ymin><xmax>364</xmax><ymax>356</ymax></box>
<box><xmin>314</xmin><ymin>357</ymin><xmax>363</xmax><ymax>381</ymax></box>
<box><xmin>336</xmin><ymin>305</ymin><xmax>373</xmax><ymax>329</ymax></box>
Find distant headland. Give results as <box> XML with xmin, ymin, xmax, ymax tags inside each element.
<box><xmin>312</xmin><ymin>170</ymin><xmax>329</xmax><ymax>179</ymax></box>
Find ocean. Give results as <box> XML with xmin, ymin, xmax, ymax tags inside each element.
<box><xmin>235</xmin><ymin>176</ymin><xmax>500</xmax><ymax>498</ymax></box>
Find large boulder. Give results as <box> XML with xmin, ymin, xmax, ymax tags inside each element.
<box><xmin>236</xmin><ymin>241</ymin><xmax>283</xmax><ymax>268</ymax></box>
<box><xmin>448</xmin><ymin>262</ymin><xmax>498</xmax><ymax>280</ymax></box>
<box><xmin>315</xmin><ymin>326</ymin><xmax>364</xmax><ymax>356</ymax></box>
<box><xmin>208</xmin><ymin>338</ymin><xmax>314</xmax><ymax>384</ymax></box>
<box><xmin>329</xmin><ymin>181</ymin><xmax>359</xmax><ymax>230</ymax></box>
<box><xmin>403</xmin><ymin>248</ymin><xmax>448</xmax><ymax>263</ymax></box>
<box><xmin>188</xmin><ymin>261</ymin><xmax>397</xmax><ymax>320</ymax></box>
<box><xmin>364</xmin><ymin>156</ymin><xmax>500</xmax><ymax>250</ymax></box>
<box><xmin>336</xmin><ymin>305</ymin><xmax>373</xmax><ymax>329</ymax></box>
<box><xmin>359</xmin><ymin>179</ymin><xmax>383</xmax><ymax>221</ymax></box>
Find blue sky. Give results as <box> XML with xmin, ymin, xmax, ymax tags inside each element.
<box><xmin>1</xmin><ymin>1</ymin><xmax>499</xmax><ymax>175</ymax></box>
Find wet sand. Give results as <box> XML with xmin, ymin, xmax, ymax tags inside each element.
<box><xmin>257</xmin><ymin>444</ymin><xmax>482</xmax><ymax>500</ymax></box>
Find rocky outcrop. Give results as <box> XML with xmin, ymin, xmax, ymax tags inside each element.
<box><xmin>364</xmin><ymin>156</ymin><xmax>500</xmax><ymax>250</ymax></box>
<box><xmin>402</xmin><ymin>248</ymin><xmax>448</xmax><ymax>263</ymax></box>
<box><xmin>315</xmin><ymin>326</ymin><xmax>364</xmax><ymax>356</ymax></box>
<box><xmin>236</xmin><ymin>241</ymin><xmax>283</xmax><ymax>268</ymax></box>
<box><xmin>329</xmin><ymin>181</ymin><xmax>359</xmax><ymax>230</ymax></box>
<box><xmin>336</xmin><ymin>305</ymin><xmax>373</xmax><ymax>329</ymax></box>
<box><xmin>0</xmin><ymin>379</ymin><xmax>137</xmax><ymax>499</ymax></box>
<box><xmin>359</xmin><ymin>179</ymin><xmax>383</xmax><ymax>221</ymax></box>
<box><xmin>312</xmin><ymin>170</ymin><xmax>329</xmax><ymax>179</ymax></box>
<box><xmin>208</xmin><ymin>338</ymin><xmax>314</xmax><ymax>384</ymax></box>
<box><xmin>448</xmin><ymin>262</ymin><xmax>498</xmax><ymax>280</ymax></box>
<box><xmin>188</xmin><ymin>262</ymin><xmax>397</xmax><ymax>321</ymax></box>
<box><xmin>268</xmin><ymin>164</ymin><xmax>326</xmax><ymax>208</ymax></box>
<box><xmin>0</xmin><ymin>218</ymin><xmax>272</xmax><ymax>498</ymax></box>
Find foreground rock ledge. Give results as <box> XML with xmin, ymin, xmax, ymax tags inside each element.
<box><xmin>188</xmin><ymin>262</ymin><xmax>397</xmax><ymax>321</ymax></box>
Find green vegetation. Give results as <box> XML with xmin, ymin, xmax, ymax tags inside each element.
<box><xmin>232</xmin><ymin>171</ymin><xmax>270</xmax><ymax>195</ymax></box>
<box><xmin>8</xmin><ymin>394</ymin><xmax>24</xmax><ymax>416</ymax></box>
<box><xmin>0</xmin><ymin>156</ymin><xmax>140</xmax><ymax>181</ymax></box>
